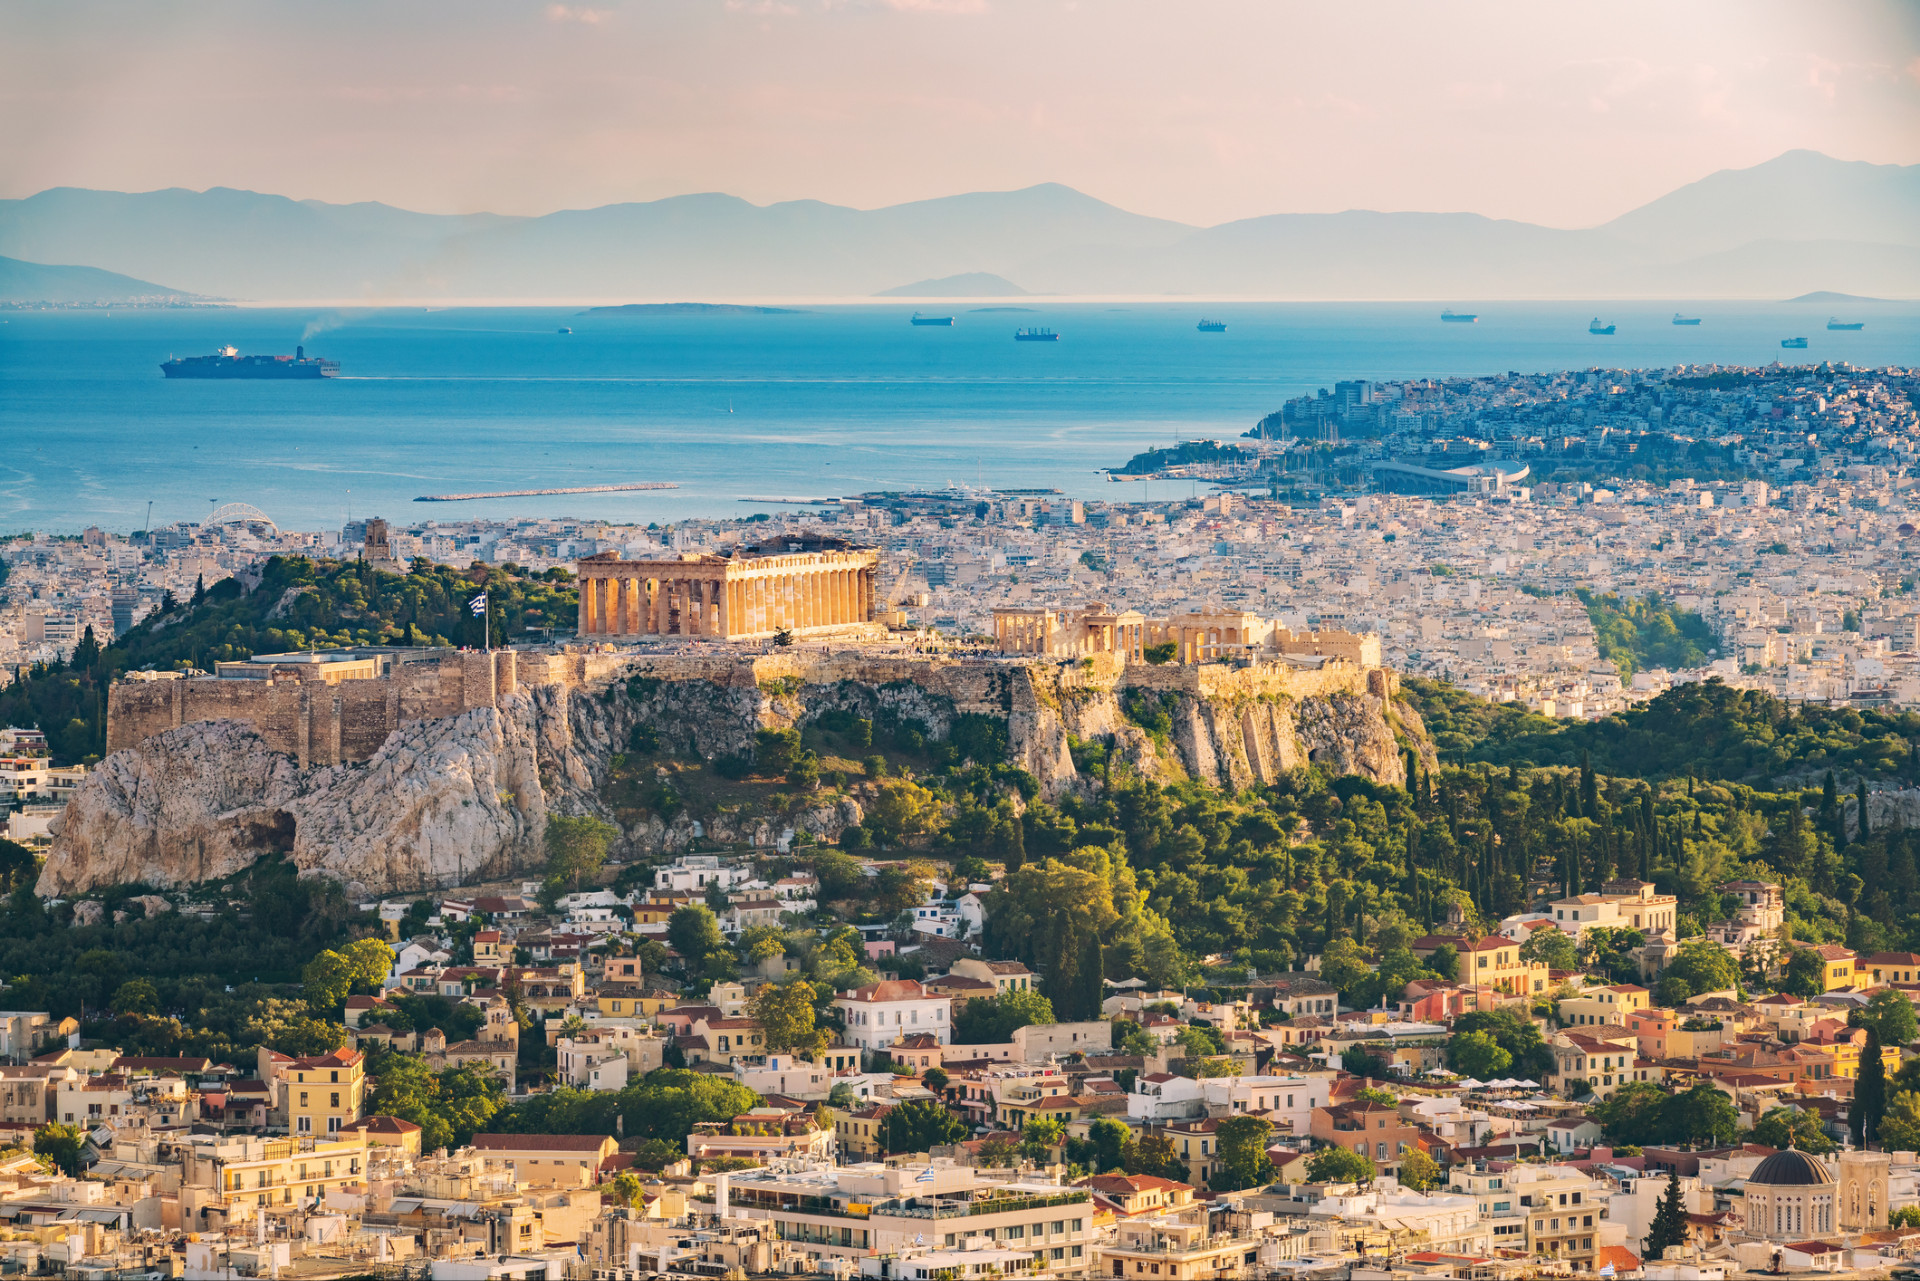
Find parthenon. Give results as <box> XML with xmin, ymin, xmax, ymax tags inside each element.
<box><xmin>575</xmin><ymin>548</ymin><xmax>882</xmax><ymax>641</ymax></box>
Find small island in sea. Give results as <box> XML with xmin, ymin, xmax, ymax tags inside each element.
<box><xmin>579</xmin><ymin>302</ymin><xmax>806</xmax><ymax>315</ymax></box>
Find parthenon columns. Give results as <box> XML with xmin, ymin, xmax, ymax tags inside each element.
<box><xmin>572</xmin><ymin>551</ymin><xmax>881</xmax><ymax>641</ymax></box>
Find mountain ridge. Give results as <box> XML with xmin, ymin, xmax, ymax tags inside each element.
<box><xmin>0</xmin><ymin>252</ymin><xmax>199</xmax><ymax>304</ymax></box>
<box><xmin>2</xmin><ymin>152</ymin><xmax>1914</xmax><ymax>301</ymax></box>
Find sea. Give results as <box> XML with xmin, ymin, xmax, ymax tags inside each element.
<box><xmin>1</xmin><ymin>300</ymin><xmax>1914</xmax><ymax>534</ymax></box>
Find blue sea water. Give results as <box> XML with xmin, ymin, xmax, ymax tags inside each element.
<box><xmin>1</xmin><ymin>301</ymin><xmax>1914</xmax><ymax>533</ymax></box>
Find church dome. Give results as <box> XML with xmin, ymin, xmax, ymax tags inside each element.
<box><xmin>1750</xmin><ymin>1149</ymin><xmax>1834</xmax><ymax>1186</ymax></box>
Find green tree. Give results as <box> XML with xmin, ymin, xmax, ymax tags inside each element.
<box><xmin>1877</xmin><ymin>1091</ymin><xmax>1920</xmax><ymax>1151</ymax></box>
<box><xmin>749</xmin><ymin>979</ymin><xmax>830</xmax><ymax>1059</ymax></box>
<box><xmin>1447</xmin><ymin>1030</ymin><xmax>1513</xmax><ymax>1079</ymax></box>
<box><xmin>667</xmin><ymin>904</ymin><xmax>727</xmax><ymax>964</ymax></box>
<box><xmin>1520</xmin><ymin>929</ymin><xmax>1578</xmax><ymax>972</ymax></box>
<box><xmin>545</xmin><ymin>814</ymin><xmax>619</xmax><ymax>896</ymax></box>
<box><xmin>952</xmin><ymin>989</ymin><xmax>1056</xmax><ymax>1043</ymax></box>
<box><xmin>1664</xmin><ymin>1080</ymin><xmax>1739</xmax><ymax>1148</ymax></box>
<box><xmin>609</xmin><ymin>1172</ymin><xmax>645</xmax><ymax>1206</ymax></box>
<box><xmin>1125</xmin><ymin>1132</ymin><xmax>1190</xmax><ymax>1182</ymax></box>
<box><xmin>1661</xmin><ymin>938</ymin><xmax>1742</xmax><ymax>1000</ymax></box>
<box><xmin>1398</xmin><ymin>1147</ymin><xmax>1442</xmax><ymax>1191</ymax></box>
<box><xmin>342</xmin><ymin>937</ymin><xmax>395</xmax><ymax>988</ymax></box>
<box><xmin>111</xmin><ymin>978</ymin><xmax>159</xmax><ymax>1015</ymax></box>
<box><xmin>1209</xmin><ymin>1115</ymin><xmax>1274</xmax><ymax>1191</ymax></box>
<box><xmin>301</xmin><ymin>949</ymin><xmax>356</xmax><ymax>1013</ymax></box>
<box><xmin>1022</xmin><ymin>1118</ymin><xmax>1065</xmax><ymax>1160</ymax></box>
<box><xmin>33</xmin><ymin>1122</ymin><xmax>84</xmax><ymax>1175</ymax></box>
<box><xmin>1751</xmin><ymin>1106</ymin><xmax>1835</xmax><ymax>1154</ymax></box>
<box><xmin>923</xmin><ymin>1066</ymin><xmax>950</xmax><ymax>1094</ymax></box>
<box><xmin>865</xmin><ymin>779</ymin><xmax>940</xmax><ymax>845</ymax></box>
<box><xmin>367</xmin><ymin>1054</ymin><xmax>506</xmax><ymax>1152</ymax></box>
<box><xmin>1782</xmin><ymin>947</ymin><xmax>1826</xmax><ymax>999</ymax></box>
<box><xmin>1854</xmin><ymin>989</ymin><xmax>1920</xmax><ymax>1048</ymax></box>
<box><xmin>976</xmin><ymin>1137</ymin><xmax>1020</xmax><ymax>1168</ymax></box>
<box><xmin>1318</xmin><ymin>937</ymin><xmax>1375</xmax><ymax>1005</ymax></box>
<box><xmin>881</xmin><ymin>1098</ymin><xmax>967</xmax><ymax>1153</ymax></box>
<box><xmin>1304</xmin><ymin>1145</ymin><xmax>1374</xmax><ymax>1185</ymax></box>
<box><xmin>1855</xmin><ymin>1029</ymin><xmax>1888</xmax><ymax>1148</ymax></box>
<box><xmin>1084</xmin><ymin>1117</ymin><xmax>1130</xmax><ymax>1174</ymax></box>
<box><xmin>1590</xmin><ymin>1080</ymin><xmax>1671</xmax><ymax>1146</ymax></box>
<box><xmin>1643</xmin><ymin>1169</ymin><xmax>1687</xmax><ymax>1262</ymax></box>
<box><xmin>1448</xmin><ymin>1009</ymin><xmax>1550</xmax><ymax>1078</ymax></box>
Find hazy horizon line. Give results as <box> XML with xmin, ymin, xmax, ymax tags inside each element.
<box><xmin>9</xmin><ymin>147</ymin><xmax>1910</xmax><ymax>234</ymax></box>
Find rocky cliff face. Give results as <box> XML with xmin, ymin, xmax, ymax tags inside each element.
<box><xmin>41</xmin><ymin>657</ymin><xmax>1434</xmax><ymax>897</ymax></box>
<box><xmin>40</xmin><ymin>701</ymin><xmax>550</xmax><ymax>900</ymax></box>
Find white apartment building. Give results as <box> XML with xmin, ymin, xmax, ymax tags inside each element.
<box><xmin>721</xmin><ymin>1163</ymin><xmax>1095</xmax><ymax>1276</ymax></box>
<box><xmin>834</xmin><ymin>980</ymin><xmax>950</xmax><ymax>1053</ymax></box>
<box><xmin>1127</xmin><ymin>1074</ymin><xmax>1330</xmax><ymax>1137</ymax></box>
<box><xmin>653</xmin><ymin>855</ymin><xmax>746</xmax><ymax>894</ymax></box>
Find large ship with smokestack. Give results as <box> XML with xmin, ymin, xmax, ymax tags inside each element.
<box><xmin>161</xmin><ymin>345</ymin><xmax>339</xmax><ymax>379</ymax></box>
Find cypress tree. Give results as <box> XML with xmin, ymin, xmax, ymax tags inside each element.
<box><xmin>1580</xmin><ymin>750</ymin><xmax>1599</xmax><ymax>817</ymax></box>
<box><xmin>1823</xmin><ymin>770</ymin><xmax>1845</xmax><ymax>851</ymax></box>
<box><xmin>1074</xmin><ymin>932</ymin><xmax>1105</xmax><ymax>1023</ymax></box>
<box><xmin>1857</xmin><ymin>1028</ymin><xmax>1888</xmax><ymax>1148</ymax></box>
<box><xmin>1644</xmin><ymin>1169</ymin><xmax>1688</xmax><ymax>1262</ymax></box>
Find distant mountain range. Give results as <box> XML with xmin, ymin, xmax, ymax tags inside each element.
<box><xmin>0</xmin><ymin>253</ymin><xmax>196</xmax><ymax>305</ymax></box>
<box><xmin>878</xmin><ymin>271</ymin><xmax>1029</xmax><ymax>297</ymax></box>
<box><xmin>0</xmin><ymin>150</ymin><xmax>1913</xmax><ymax>302</ymax></box>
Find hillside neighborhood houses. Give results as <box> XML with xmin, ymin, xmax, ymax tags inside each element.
<box><xmin>7</xmin><ymin>847</ymin><xmax>1920</xmax><ymax>1281</ymax></box>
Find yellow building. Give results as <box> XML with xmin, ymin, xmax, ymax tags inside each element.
<box><xmin>1811</xmin><ymin>945</ymin><xmax>1857</xmax><ymax>992</ymax></box>
<box><xmin>1559</xmin><ymin>984</ymin><xmax>1652</xmax><ymax>1028</ymax></box>
<box><xmin>179</xmin><ymin>1134</ymin><xmax>370</xmax><ymax>1229</ymax></box>
<box><xmin>1458</xmin><ymin>935</ymin><xmax>1551</xmax><ymax>996</ymax></box>
<box><xmin>1802</xmin><ymin>1032</ymin><xmax>1900</xmax><ymax>1080</ymax></box>
<box><xmin>281</xmin><ymin>1047</ymin><xmax>365</xmax><ymax>1137</ymax></box>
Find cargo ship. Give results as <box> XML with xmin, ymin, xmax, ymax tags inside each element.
<box><xmin>1672</xmin><ymin>313</ymin><xmax>1702</xmax><ymax>325</ymax></box>
<box><xmin>161</xmin><ymin>344</ymin><xmax>338</xmax><ymax>379</ymax></box>
<box><xmin>911</xmin><ymin>313</ymin><xmax>954</xmax><ymax>326</ymax></box>
<box><xmin>1781</xmin><ymin>336</ymin><xmax>1809</xmax><ymax>349</ymax></box>
<box><xmin>1588</xmin><ymin>318</ymin><xmax>1616</xmax><ymax>335</ymax></box>
<box><xmin>1827</xmin><ymin>317</ymin><xmax>1864</xmax><ymax>331</ymax></box>
<box><xmin>1440</xmin><ymin>310</ymin><xmax>1478</xmax><ymax>323</ymax></box>
<box><xmin>1196</xmin><ymin>319</ymin><xmax>1227</xmax><ymax>332</ymax></box>
<box><xmin>1014</xmin><ymin>328</ymin><xmax>1059</xmax><ymax>342</ymax></box>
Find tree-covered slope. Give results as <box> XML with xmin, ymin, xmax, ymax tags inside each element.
<box><xmin>1</xmin><ymin>556</ymin><xmax>575</xmax><ymax>762</ymax></box>
<box><xmin>1405</xmin><ymin>676</ymin><xmax>1920</xmax><ymax>785</ymax></box>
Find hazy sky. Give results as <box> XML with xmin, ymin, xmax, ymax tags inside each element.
<box><xmin>4</xmin><ymin>0</ymin><xmax>1917</xmax><ymax>227</ymax></box>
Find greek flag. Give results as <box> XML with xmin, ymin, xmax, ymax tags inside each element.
<box><xmin>468</xmin><ymin>592</ymin><xmax>488</xmax><ymax>617</ymax></box>
<box><xmin>1600</xmin><ymin>1264</ymin><xmax>1615</xmax><ymax>1277</ymax></box>
<box><xmin>915</xmin><ymin>1165</ymin><xmax>936</xmax><ymax>1183</ymax></box>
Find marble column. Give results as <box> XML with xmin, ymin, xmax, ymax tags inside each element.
<box><xmin>577</xmin><ymin>580</ymin><xmax>590</xmax><ymax>636</ymax></box>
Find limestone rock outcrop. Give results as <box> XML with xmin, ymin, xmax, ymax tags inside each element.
<box><xmin>40</xmin><ymin>700</ymin><xmax>551</xmax><ymax>900</ymax></box>
<box><xmin>42</xmin><ymin>650</ymin><xmax>1435</xmax><ymax>897</ymax></box>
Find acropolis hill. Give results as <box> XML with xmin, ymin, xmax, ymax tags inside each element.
<box><xmin>41</xmin><ymin>550</ymin><xmax>1421</xmax><ymax>897</ymax></box>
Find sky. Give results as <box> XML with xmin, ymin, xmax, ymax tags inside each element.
<box><xmin>3</xmin><ymin>0</ymin><xmax>1918</xmax><ymax>228</ymax></box>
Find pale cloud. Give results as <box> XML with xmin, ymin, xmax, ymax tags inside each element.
<box><xmin>0</xmin><ymin>0</ymin><xmax>1914</xmax><ymax>227</ymax></box>
<box><xmin>878</xmin><ymin>0</ymin><xmax>989</xmax><ymax>12</ymax></box>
